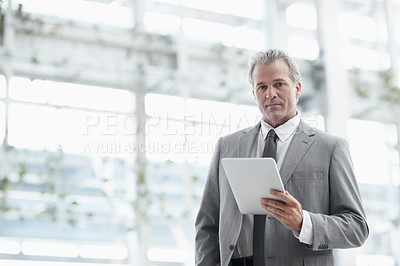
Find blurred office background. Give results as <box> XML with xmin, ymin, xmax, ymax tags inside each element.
<box><xmin>0</xmin><ymin>0</ymin><xmax>399</xmax><ymax>265</ymax></box>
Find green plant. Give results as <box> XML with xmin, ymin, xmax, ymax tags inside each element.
<box><xmin>379</xmin><ymin>70</ymin><xmax>400</xmax><ymax>105</ymax></box>
<box><xmin>350</xmin><ymin>68</ymin><xmax>370</xmax><ymax>99</ymax></box>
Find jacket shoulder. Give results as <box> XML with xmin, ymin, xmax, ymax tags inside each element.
<box><xmin>219</xmin><ymin>124</ymin><xmax>260</xmax><ymax>142</ymax></box>
<box><xmin>299</xmin><ymin>120</ymin><xmax>347</xmax><ymax>145</ymax></box>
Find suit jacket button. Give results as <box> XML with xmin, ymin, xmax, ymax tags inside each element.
<box><xmin>229</xmin><ymin>244</ymin><xmax>235</xmax><ymax>251</ymax></box>
<box><xmin>318</xmin><ymin>243</ymin><xmax>328</xmax><ymax>250</ymax></box>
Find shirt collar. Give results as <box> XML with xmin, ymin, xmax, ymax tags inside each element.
<box><xmin>261</xmin><ymin>113</ymin><xmax>301</xmax><ymax>142</ymax></box>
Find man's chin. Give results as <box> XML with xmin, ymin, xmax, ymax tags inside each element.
<box><xmin>263</xmin><ymin>114</ymin><xmax>284</xmax><ymax>127</ymax></box>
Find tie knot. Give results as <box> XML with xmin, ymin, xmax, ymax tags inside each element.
<box><xmin>266</xmin><ymin>129</ymin><xmax>277</xmax><ymax>140</ymax></box>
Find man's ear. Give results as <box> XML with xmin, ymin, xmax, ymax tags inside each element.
<box><xmin>252</xmin><ymin>89</ymin><xmax>255</xmax><ymax>100</ymax></box>
<box><xmin>295</xmin><ymin>82</ymin><xmax>302</xmax><ymax>99</ymax></box>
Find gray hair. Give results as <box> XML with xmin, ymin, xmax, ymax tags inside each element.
<box><xmin>247</xmin><ymin>49</ymin><xmax>302</xmax><ymax>86</ymax></box>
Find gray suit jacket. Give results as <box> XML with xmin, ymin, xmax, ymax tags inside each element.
<box><xmin>195</xmin><ymin>120</ymin><xmax>369</xmax><ymax>266</ymax></box>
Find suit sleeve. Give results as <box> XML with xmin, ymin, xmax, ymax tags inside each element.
<box><xmin>309</xmin><ymin>138</ymin><xmax>369</xmax><ymax>251</ymax></box>
<box><xmin>195</xmin><ymin>138</ymin><xmax>222</xmax><ymax>266</ymax></box>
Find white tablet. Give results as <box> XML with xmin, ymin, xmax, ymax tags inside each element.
<box><xmin>221</xmin><ymin>157</ymin><xmax>285</xmax><ymax>214</ymax></box>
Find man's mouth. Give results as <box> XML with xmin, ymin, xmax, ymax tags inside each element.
<box><xmin>265</xmin><ymin>102</ymin><xmax>281</xmax><ymax>108</ymax></box>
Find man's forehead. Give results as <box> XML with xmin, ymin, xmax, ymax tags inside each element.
<box><xmin>253</xmin><ymin>64</ymin><xmax>291</xmax><ymax>79</ymax></box>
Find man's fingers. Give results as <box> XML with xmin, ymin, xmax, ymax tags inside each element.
<box><xmin>269</xmin><ymin>190</ymin><xmax>297</xmax><ymax>205</ymax></box>
<box><xmin>261</xmin><ymin>197</ymin><xmax>286</xmax><ymax>211</ymax></box>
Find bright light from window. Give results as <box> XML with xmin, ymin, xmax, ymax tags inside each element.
<box><xmin>185</xmin><ymin>98</ymin><xmax>236</xmax><ymax>129</ymax></box>
<box><xmin>13</xmin><ymin>0</ymin><xmax>133</xmax><ymax>28</ymax></box>
<box><xmin>60</xmin><ymin>108</ymin><xmax>138</xmax><ymax>156</ymax></box>
<box><xmin>154</xmin><ymin>0</ymin><xmax>263</xmax><ymax>18</ymax></box>
<box><xmin>286</xmin><ymin>3</ymin><xmax>317</xmax><ymax>30</ymax></box>
<box><xmin>0</xmin><ymin>238</ymin><xmax>20</xmax><ymax>254</ymax></box>
<box><xmin>181</xmin><ymin>0</ymin><xmax>263</xmax><ymax>19</ymax></box>
<box><xmin>397</xmin><ymin>17</ymin><xmax>400</xmax><ymax>46</ymax></box>
<box><xmin>10</xmin><ymin>77</ymin><xmax>134</xmax><ymax>113</ymax></box>
<box><xmin>183</xmin><ymin>98</ymin><xmax>238</xmax><ymax>163</ymax></box>
<box><xmin>145</xmin><ymin>93</ymin><xmax>184</xmax><ymax>120</ymax></box>
<box><xmin>147</xmin><ymin>247</ymin><xmax>185</xmax><ymax>263</ymax></box>
<box><xmin>342</xmin><ymin>46</ymin><xmax>390</xmax><ymax>71</ymax></box>
<box><xmin>17</xmin><ymin>239</ymin><xmax>128</xmax><ymax>261</ymax></box>
<box><xmin>183</xmin><ymin>0</ymin><xmax>231</xmax><ymax>15</ymax></box>
<box><xmin>347</xmin><ymin>119</ymin><xmax>398</xmax><ymax>185</ymax></box>
<box><xmin>21</xmin><ymin>240</ymin><xmax>79</xmax><ymax>257</ymax></box>
<box><xmin>0</xmin><ymin>102</ymin><xmax>5</xmax><ymax>143</ymax></box>
<box><xmin>0</xmin><ymin>75</ymin><xmax>5</xmax><ymax>98</ymax></box>
<box><xmin>154</xmin><ymin>0</ymin><xmax>181</xmax><ymax>4</ymax></box>
<box><xmin>288</xmin><ymin>36</ymin><xmax>319</xmax><ymax>60</ymax></box>
<box><xmin>146</xmin><ymin>118</ymin><xmax>186</xmax><ymax>162</ymax></box>
<box><xmin>236</xmin><ymin>104</ymin><xmax>261</xmax><ymax>129</ymax></box>
<box><xmin>182</xmin><ymin>18</ymin><xmax>233</xmax><ymax>45</ymax></box>
<box><xmin>231</xmin><ymin>0</ymin><xmax>263</xmax><ymax>19</ymax></box>
<box><xmin>144</xmin><ymin>12</ymin><xmax>181</xmax><ymax>35</ymax></box>
<box><xmin>356</xmin><ymin>254</ymin><xmax>395</xmax><ymax>266</ymax></box>
<box><xmin>339</xmin><ymin>13</ymin><xmax>377</xmax><ymax>42</ymax></box>
<box><xmin>234</xmin><ymin>27</ymin><xmax>265</xmax><ymax>50</ymax></box>
<box><xmin>302</xmin><ymin>112</ymin><xmax>325</xmax><ymax>131</ymax></box>
<box><xmin>145</xmin><ymin>94</ymin><xmax>261</xmax><ymax>163</ymax></box>
<box><xmin>8</xmin><ymin>104</ymin><xmax>60</xmax><ymax>150</ymax></box>
<box><xmin>0</xmin><ymin>259</ymin><xmax>128</xmax><ymax>266</ymax></box>
<box><xmin>80</xmin><ymin>244</ymin><xmax>128</xmax><ymax>260</ymax></box>
<box><xmin>8</xmin><ymin>103</ymin><xmax>137</xmax><ymax>156</ymax></box>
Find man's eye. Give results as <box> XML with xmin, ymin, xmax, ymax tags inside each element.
<box><xmin>259</xmin><ymin>85</ymin><xmax>267</xmax><ymax>90</ymax></box>
<box><xmin>276</xmin><ymin>83</ymin><xmax>284</xmax><ymax>87</ymax></box>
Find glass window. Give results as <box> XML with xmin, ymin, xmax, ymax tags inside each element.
<box><xmin>182</xmin><ymin>0</ymin><xmax>263</xmax><ymax>19</ymax></box>
<box><xmin>347</xmin><ymin>119</ymin><xmax>398</xmax><ymax>185</ymax></box>
<box><xmin>230</xmin><ymin>0</ymin><xmax>263</xmax><ymax>19</ymax></box>
<box><xmin>145</xmin><ymin>93</ymin><xmax>184</xmax><ymax>120</ymax></box>
<box><xmin>182</xmin><ymin>18</ymin><xmax>233</xmax><ymax>45</ymax></box>
<box><xmin>153</xmin><ymin>0</ymin><xmax>181</xmax><ymax>5</ymax></box>
<box><xmin>356</xmin><ymin>255</ymin><xmax>395</xmax><ymax>266</ymax></box>
<box><xmin>339</xmin><ymin>13</ymin><xmax>377</xmax><ymax>42</ymax></box>
<box><xmin>0</xmin><ymin>75</ymin><xmax>5</xmax><ymax>98</ymax></box>
<box><xmin>288</xmin><ymin>36</ymin><xmax>319</xmax><ymax>60</ymax></box>
<box><xmin>183</xmin><ymin>100</ymin><xmax>259</xmax><ymax>163</ymax></box>
<box><xmin>342</xmin><ymin>120</ymin><xmax>399</xmax><ymax>266</ymax></box>
<box><xmin>236</xmin><ymin>104</ymin><xmax>261</xmax><ymax>130</ymax></box>
<box><xmin>144</xmin><ymin>12</ymin><xmax>181</xmax><ymax>35</ymax></box>
<box><xmin>145</xmin><ymin>94</ymin><xmax>260</xmax><ymax>164</ymax></box>
<box><xmin>183</xmin><ymin>0</ymin><xmax>232</xmax><ymax>15</ymax></box>
<box><xmin>286</xmin><ymin>3</ymin><xmax>317</xmax><ymax>30</ymax></box>
<box><xmin>233</xmin><ymin>27</ymin><xmax>265</xmax><ymax>51</ymax></box>
<box><xmin>9</xmin><ymin>77</ymin><xmax>134</xmax><ymax>113</ymax></box>
<box><xmin>146</xmin><ymin>118</ymin><xmax>186</xmax><ymax>162</ymax></box>
<box><xmin>396</xmin><ymin>16</ymin><xmax>400</xmax><ymax>46</ymax></box>
<box><xmin>183</xmin><ymin>98</ymin><xmax>234</xmax><ymax>163</ymax></box>
<box><xmin>153</xmin><ymin>0</ymin><xmax>263</xmax><ymax>19</ymax></box>
<box><xmin>0</xmin><ymin>260</ymin><xmax>131</xmax><ymax>266</ymax></box>
<box><xmin>184</xmin><ymin>98</ymin><xmax>236</xmax><ymax>128</ymax></box>
<box><xmin>342</xmin><ymin>46</ymin><xmax>390</xmax><ymax>71</ymax></box>
<box><xmin>0</xmin><ymin>102</ymin><xmax>5</xmax><ymax>143</ymax></box>
<box><xmin>13</xmin><ymin>0</ymin><xmax>134</xmax><ymax>29</ymax></box>
<box><xmin>8</xmin><ymin>103</ymin><xmax>136</xmax><ymax>156</ymax></box>
<box><xmin>302</xmin><ymin>112</ymin><xmax>325</xmax><ymax>131</ymax></box>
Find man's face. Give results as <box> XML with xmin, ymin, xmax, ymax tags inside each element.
<box><xmin>252</xmin><ymin>60</ymin><xmax>301</xmax><ymax>128</ymax></box>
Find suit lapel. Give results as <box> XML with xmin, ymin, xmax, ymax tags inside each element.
<box><xmin>238</xmin><ymin>122</ymin><xmax>261</xmax><ymax>158</ymax></box>
<box><xmin>280</xmin><ymin>120</ymin><xmax>316</xmax><ymax>186</ymax></box>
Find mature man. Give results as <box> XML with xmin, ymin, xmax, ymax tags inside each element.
<box><xmin>195</xmin><ymin>49</ymin><xmax>369</xmax><ymax>266</ymax></box>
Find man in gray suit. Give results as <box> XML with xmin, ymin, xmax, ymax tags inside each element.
<box><xmin>195</xmin><ymin>49</ymin><xmax>369</xmax><ymax>266</ymax></box>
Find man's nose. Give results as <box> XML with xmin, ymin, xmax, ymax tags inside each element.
<box><xmin>266</xmin><ymin>87</ymin><xmax>277</xmax><ymax>99</ymax></box>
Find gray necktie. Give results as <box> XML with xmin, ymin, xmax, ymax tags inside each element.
<box><xmin>253</xmin><ymin>129</ymin><xmax>277</xmax><ymax>265</ymax></box>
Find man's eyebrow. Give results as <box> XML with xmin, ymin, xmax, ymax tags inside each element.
<box><xmin>256</xmin><ymin>78</ymin><xmax>287</xmax><ymax>86</ymax></box>
<box><xmin>255</xmin><ymin>82</ymin><xmax>266</xmax><ymax>87</ymax></box>
<box><xmin>273</xmin><ymin>78</ymin><xmax>287</xmax><ymax>82</ymax></box>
